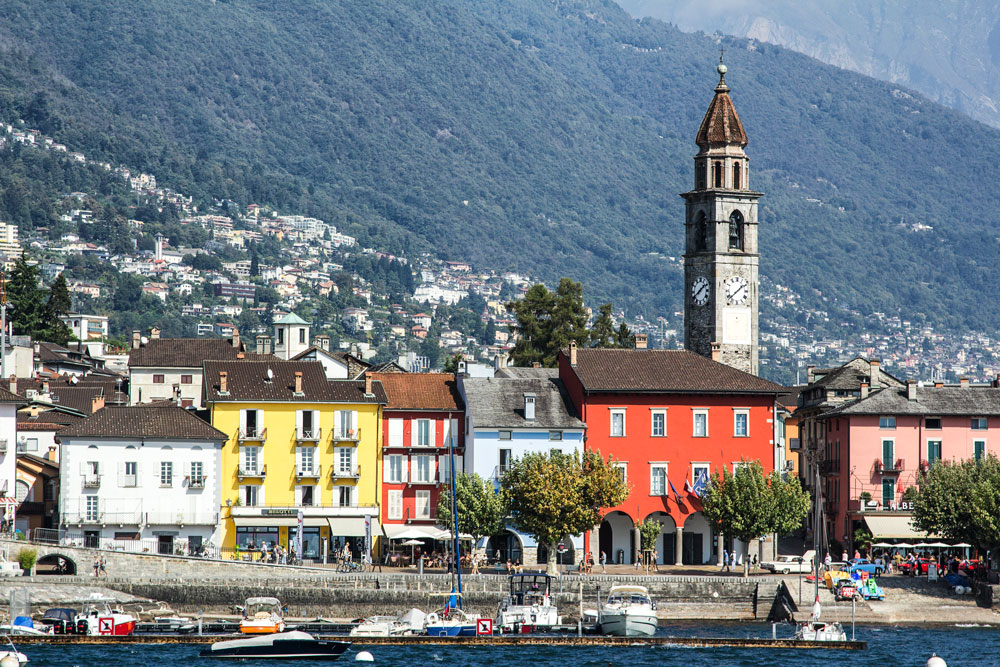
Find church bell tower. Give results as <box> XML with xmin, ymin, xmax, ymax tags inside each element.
<box><xmin>681</xmin><ymin>57</ymin><xmax>762</xmax><ymax>375</ymax></box>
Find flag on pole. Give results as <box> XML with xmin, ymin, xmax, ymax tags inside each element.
<box><xmin>691</xmin><ymin>470</ymin><xmax>709</xmax><ymax>498</ymax></box>
<box><xmin>668</xmin><ymin>478</ymin><xmax>682</xmax><ymax>504</ymax></box>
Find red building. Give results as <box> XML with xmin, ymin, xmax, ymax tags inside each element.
<box><xmin>372</xmin><ymin>373</ymin><xmax>465</xmax><ymax>541</ymax></box>
<box><xmin>558</xmin><ymin>344</ymin><xmax>784</xmax><ymax>565</ymax></box>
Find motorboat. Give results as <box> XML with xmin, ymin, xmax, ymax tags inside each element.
<box><xmin>497</xmin><ymin>574</ymin><xmax>561</xmax><ymax>632</ymax></box>
<box><xmin>240</xmin><ymin>597</ymin><xmax>286</xmax><ymax>634</ymax></box>
<box><xmin>350</xmin><ymin>608</ymin><xmax>425</xmax><ymax>637</ymax></box>
<box><xmin>199</xmin><ymin>630</ymin><xmax>349</xmax><ymax>660</ymax></box>
<box><xmin>75</xmin><ymin>598</ymin><xmax>136</xmax><ymax>636</ymax></box>
<box><xmin>38</xmin><ymin>609</ymin><xmax>76</xmax><ymax>634</ymax></box>
<box><xmin>598</xmin><ymin>585</ymin><xmax>658</xmax><ymax>637</ymax></box>
<box><xmin>793</xmin><ymin>619</ymin><xmax>847</xmax><ymax>641</ymax></box>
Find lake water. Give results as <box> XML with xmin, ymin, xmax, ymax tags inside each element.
<box><xmin>18</xmin><ymin>623</ymin><xmax>999</xmax><ymax>666</ymax></box>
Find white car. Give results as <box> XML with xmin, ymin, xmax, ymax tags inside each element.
<box><xmin>761</xmin><ymin>550</ymin><xmax>816</xmax><ymax>574</ymax></box>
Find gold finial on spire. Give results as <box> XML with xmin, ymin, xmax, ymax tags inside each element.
<box><xmin>716</xmin><ymin>45</ymin><xmax>728</xmax><ymax>90</ymax></box>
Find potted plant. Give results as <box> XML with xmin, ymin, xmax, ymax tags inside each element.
<box><xmin>859</xmin><ymin>491</ymin><xmax>872</xmax><ymax>512</ymax></box>
<box><xmin>16</xmin><ymin>548</ymin><xmax>37</xmax><ymax>576</ymax></box>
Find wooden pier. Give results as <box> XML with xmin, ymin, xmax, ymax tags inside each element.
<box><xmin>7</xmin><ymin>634</ymin><xmax>866</xmax><ymax>650</ymax></box>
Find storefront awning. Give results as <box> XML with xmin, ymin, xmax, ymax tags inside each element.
<box><xmin>328</xmin><ymin>516</ymin><xmax>381</xmax><ymax>537</ymax></box>
<box><xmin>231</xmin><ymin>516</ymin><xmax>329</xmax><ymax>528</ymax></box>
<box><xmin>863</xmin><ymin>514</ymin><xmax>935</xmax><ymax>540</ymax></box>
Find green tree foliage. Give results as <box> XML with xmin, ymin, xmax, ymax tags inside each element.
<box><xmin>702</xmin><ymin>459</ymin><xmax>810</xmax><ymax>575</ymax></box>
<box><xmin>6</xmin><ymin>256</ymin><xmax>45</xmax><ymax>337</ymax></box>
<box><xmin>183</xmin><ymin>253</ymin><xmax>223</xmax><ymax>272</ymax></box>
<box><xmin>436</xmin><ymin>473</ymin><xmax>508</xmax><ymax>547</ymax></box>
<box><xmin>638</xmin><ymin>518</ymin><xmax>662</xmax><ymax>551</ymax></box>
<box><xmin>442</xmin><ymin>352</ymin><xmax>463</xmax><ymax>374</ymax></box>
<box><xmin>507</xmin><ymin>278</ymin><xmax>591</xmax><ymax>367</ymax></box>
<box><xmin>502</xmin><ymin>450</ymin><xmax>630</xmax><ymax>575</ymax></box>
<box><xmin>590</xmin><ymin>303</ymin><xmax>615</xmax><ymax>348</ymax></box>
<box><xmin>912</xmin><ymin>456</ymin><xmax>1000</xmax><ymax>551</ymax></box>
<box><xmin>40</xmin><ymin>273</ymin><xmax>73</xmax><ymax>345</ymax></box>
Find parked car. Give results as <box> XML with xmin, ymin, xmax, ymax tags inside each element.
<box><xmin>761</xmin><ymin>550</ymin><xmax>816</xmax><ymax>574</ymax></box>
<box><xmin>849</xmin><ymin>558</ymin><xmax>885</xmax><ymax>576</ymax></box>
<box><xmin>899</xmin><ymin>557</ymin><xmax>935</xmax><ymax>576</ymax></box>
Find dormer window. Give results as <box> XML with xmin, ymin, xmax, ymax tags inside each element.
<box><xmin>524</xmin><ymin>394</ymin><xmax>536</xmax><ymax>421</ymax></box>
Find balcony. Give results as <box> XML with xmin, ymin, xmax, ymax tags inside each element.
<box><xmin>330</xmin><ymin>464</ymin><xmax>361</xmax><ymax>481</ymax></box>
<box><xmin>875</xmin><ymin>458</ymin><xmax>904</xmax><ymax>475</ymax></box>
<box><xmin>819</xmin><ymin>459</ymin><xmax>840</xmax><ymax>475</ymax></box>
<box><xmin>405</xmin><ymin>506</ymin><xmax>438</xmax><ymax>524</ymax></box>
<box><xmin>331</xmin><ymin>428</ymin><xmax>361</xmax><ymax>444</ymax></box>
<box><xmin>146</xmin><ymin>510</ymin><xmax>218</xmax><ymax>525</ymax></box>
<box><xmin>82</xmin><ymin>474</ymin><xmax>101</xmax><ymax>489</ymax></box>
<box><xmin>296</xmin><ymin>427</ymin><xmax>322</xmax><ymax>444</ymax></box>
<box><xmin>492</xmin><ymin>464</ymin><xmax>511</xmax><ymax>480</ymax></box>
<box><xmin>407</xmin><ymin>475</ymin><xmax>440</xmax><ymax>487</ymax></box>
<box><xmin>119</xmin><ymin>474</ymin><xmax>138</xmax><ymax>488</ymax></box>
<box><xmin>238</xmin><ymin>427</ymin><xmax>267</xmax><ymax>443</ymax></box>
<box><xmin>296</xmin><ymin>465</ymin><xmax>322</xmax><ymax>481</ymax></box>
<box><xmin>237</xmin><ymin>464</ymin><xmax>267</xmax><ymax>481</ymax></box>
<box><xmin>187</xmin><ymin>476</ymin><xmax>207</xmax><ymax>489</ymax></box>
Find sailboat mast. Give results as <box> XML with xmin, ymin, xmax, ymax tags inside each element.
<box><xmin>449</xmin><ymin>429</ymin><xmax>463</xmax><ymax>606</ymax></box>
<box><xmin>814</xmin><ymin>465</ymin><xmax>823</xmax><ymax>601</ymax></box>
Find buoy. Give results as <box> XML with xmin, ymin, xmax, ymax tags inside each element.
<box><xmin>0</xmin><ymin>654</ymin><xmax>19</xmax><ymax>667</ymax></box>
<box><xmin>355</xmin><ymin>650</ymin><xmax>375</xmax><ymax>662</ymax></box>
<box><xmin>927</xmin><ymin>653</ymin><xmax>947</xmax><ymax>667</ymax></box>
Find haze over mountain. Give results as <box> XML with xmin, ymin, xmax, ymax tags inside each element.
<box><xmin>1</xmin><ymin>0</ymin><xmax>1000</xmax><ymax>373</ymax></box>
<box><xmin>618</xmin><ymin>0</ymin><xmax>1000</xmax><ymax>129</ymax></box>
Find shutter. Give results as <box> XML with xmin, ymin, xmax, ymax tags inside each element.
<box><xmin>79</xmin><ymin>460</ymin><xmax>84</xmax><ymax>475</ymax></box>
<box><xmin>135</xmin><ymin>462</ymin><xmax>141</xmax><ymax>487</ymax></box>
<box><xmin>256</xmin><ymin>410</ymin><xmax>263</xmax><ymax>433</ymax></box>
<box><xmin>352</xmin><ymin>411</ymin><xmax>359</xmax><ymax>435</ymax></box>
<box><xmin>438</xmin><ymin>455</ymin><xmax>449</xmax><ymax>483</ymax></box>
<box><xmin>383</xmin><ymin>457</ymin><xmax>392</xmax><ymax>483</ymax></box>
<box><xmin>428</xmin><ymin>420</ymin><xmax>436</xmax><ymax>447</ymax></box>
<box><xmin>441</xmin><ymin>419</ymin><xmax>451</xmax><ymax>447</ymax></box>
<box><xmin>455</xmin><ymin>455</ymin><xmax>464</xmax><ymax>475</ymax></box>
<box><xmin>388</xmin><ymin>419</ymin><xmax>403</xmax><ymax>447</ymax></box>
<box><xmin>240</xmin><ymin>409</ymin><xmax>247</xmax><ymax>435</ymax></box>
<box><xmin>410</xmin><ymin>420</ymin><xmax>418</xmax><ymax>447</ymax></box>
<box><xmin>334</xmin><ymin>411</ymin><xmax>342</xmax><ymax>437</ymax></box>
<box><xmin>258</xmin><ymin>485</ymin><xmax>265</xmax><ymax>506</ymax></box>
<box><xmin>296</xmin><ymin>410</ymin><xmax>303</xmax><ymax>437</ymax></box>
<box><xmin>403</xmin><ymin>455</ymin><xmax>410</xmax><ymax>483</ymax></box>
<box><xmin>451</xmin><ymin>419</ymin><xmax>459</xmax><ymax>446</ymax></box>
<box><xmin>294</xmin><ymin>485</ymin><xmax>303</xmax><ymax>505</ymax></box>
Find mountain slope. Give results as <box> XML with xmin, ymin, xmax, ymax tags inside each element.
<box><xmin>0</xmin><ymin>0</ymin><xmax>999</xmax><ymax>363</ymax></box>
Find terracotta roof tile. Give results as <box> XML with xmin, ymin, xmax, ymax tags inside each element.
<box><xmin>695</xmin><ymin>78</ymin><xmax>748</xmax><ymax>148</ymax></box>
<box><xmin>565</xmin><ymin>348</ymin><xmax>785</xmax><ymax>394</ymax></box>
<box><xmin>128</xmin><ymin>338</ymin><xmax>273</xmax><ymax>368</ymax></box>
<box><xmin>371</xmin><ymin>373</ymin><xmax>464</xmax><ymax>411</ymax></box>
<box><xmin>203</xmin><ymin>360</ymin><xmax>386</xmax><ymax>404</ymax></box>
<box><xmin>59</xmin><ymin>406</ymin><xmax>228</xmax><ymax>440</ymax></box>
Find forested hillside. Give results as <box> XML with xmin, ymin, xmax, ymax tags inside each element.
<box><xmin>0</xmin><ymin>0</ymin><xmax>999</xmax><ymax>336</ymax></box>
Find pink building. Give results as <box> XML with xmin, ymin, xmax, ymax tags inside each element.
<box><xmin>818</xmin><ymin>379</ymin><xmax>1000</xmax><ymax>551</ymax></box>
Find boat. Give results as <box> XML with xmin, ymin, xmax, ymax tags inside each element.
<box><xmin>424</xmin><ymin>605</ymin><xmax>480</xmax><ymax>637</ymax></box>
<box><xmin>38</xmin><ymin>609</ymin><xmax>76</xmax><ymax>635</ymax></box>
<box><xmin>199</xmin><ymin>630</ymin><xmax>349</xmax><ymax>660</ymax></box>
<box><xmin>349</xmin><ymin>608</ymin><xmax>425</xmax><ymax>637</ymax></box>
<box><xmin>496</xmin><ymin>573</ymin><xmax>561</xmax><ymax>632</ymax></box>
<box><xmin>74</xmin><ymin>598</ymin><xmax>136</xmax><ymax>636</ymax></box>
<box><xmin>597</xmin><ymin>585</ymin><xmax>658</xmax><ymax>637</ymax></box>
<box><xmin>0</xmin><ymin>635</ymin><xmax>28</xmax><ymax>664</ymax></box>
<box><xmin>793</xmin><ymin>619</ymin><xmax>847</xmax><ymax>641</ymax></box>
<box><xmin>240</xmin><ymin>597</ymin><xmax>286</xmax><ymax>634</ymax></box>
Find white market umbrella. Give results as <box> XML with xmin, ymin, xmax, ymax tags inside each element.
<box><xmin>893</xmin><ymin>542</ymin><xmax>914</xmax><ymax>548</ymax></box>
<box><xmin>871</xmin><ymin>542</ymin><xmax>894</xmax><ymax>548</ymax></box>
<box><xmin>401</xmin><ymin>539</ymin><xmax>425</xmax><ymax>546</ymax></box>
<box><xmin>952</xmin><ymin>543</ymin><xmax>972</xmax><ymax>548</ymax></box>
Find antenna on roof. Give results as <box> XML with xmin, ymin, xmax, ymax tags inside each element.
<box><xmin>266</xmin><ymin>368</ymin><xmax>274</xmax><ymax>382</ymax></box>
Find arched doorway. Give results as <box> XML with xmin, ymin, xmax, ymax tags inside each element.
<box><xmin>486</xmin><ymin>531</ymin><xmax>523</xmax><ymax>564</ymax></box>
<box><xmin>683</xmin><ymin>512</ymin><xmax>712</xmax><ymax>564</ymax></box>
<box><xmin>599</xmin><ymin>511</ymin><xmax>635</xmax><ymax>565</ymax></box>
<box><xmin>35</xmin><ymin>553</ymin><xmax>76</xmax><ymax>575</ymax></box>
<box><xmin>537</xmin><ymin>535</ymin><xmax>575</xmax><ymax>566</ymax></box>
<box><xmin>645</xmin><ymin>512</ymin><xmax>677</xmax><ymax>565</ymax></box>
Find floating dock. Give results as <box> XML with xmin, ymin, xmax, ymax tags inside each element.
<box><xmin>8</xmin><ymin>634</ymin><xmax>866</xmax><ymax>650</ymax></box>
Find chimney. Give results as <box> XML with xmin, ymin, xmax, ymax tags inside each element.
<box><xmin>634</xmin><ymin>333</ymin><xmax>648</xmax><ymax>349</ymax></box>
<box><xmin>807</xmin><ymin>365</ymin><xmax>816</xmax><ymax>384</ymax></box>
<box><xmin>860</xmin><ymin>382</ymin><xmax>869</xmax><ymax>399</ymax></box>
<box><xmin>41</xmin><ymin>380</ymin><xmax>49</xmax><ymax>395</ymax></box>
<box><xmin>256</xmin><ymin>335</ymin><xmax>272</xmax><ymax>355</ymax></box>
<box><xmin>47</xmin><ymin>445</ymin><xmax>56</xmax><ymax>462</ymax></box>
<box><xmin>523</xmin><ymin>393</ymin><xmax>536</xmax><ymax>420</ymax></box>
<box><xmin>869</xmin><ymin>359</ymin><xmax>880</xmax><ymax>389</ymax></box>
<box><xmin>710</xmin><ymin>342</ymin><xmax>721</xmax><ymax>362</ymax></box>
<box><xmin>319</xmin><ymin>336</ymin><xmax>330</xmax><ymax>352</ymax></box>
<box><xmin>569</xmin><ymin>340</ymin><xmax>577</xmax><ymax>367</ymax></box>
<box><xmin>365</xmin><ymin>373</ymin><xmax>374</xmax><ymax>397</ymax></box>
<box><xmin>29</xmin><ymin>404</ymin><xmax>39</xmax><ymax>418</ymax></box>
<box><xmin>232</xmin><ymin>327</ymin><xmax>241</xmax><ymax>350</ymax></box>
<box><xmin>294</xmin><ymin>371</ymin><xmax>303</xmax><ymax>395</ymax></box>
<box><xmin>906</xmin><ymin>379</ymin><xmax>917</xmax><ymax>401</ymax></box>
<box><xmin>91</xmin><ymin>395</ymin><xmax>105</xmax><ymax>413</ymax></box>
<box><xmin>7</xmin><ymin>375</ymin><xmax>15</xmax><ymax>395</ymax></box>
<box><xmin>219</xmin><ymin>371</ymin><xmax>228</xmax><ymax>394</ymax></box>
<box><xmin>934</xmin><ymin>381</ymin><xmax>944</xmax><ymax>388</ymax></box>
<box><xmin>960</xmin><ymin>377</ymin><xmax>970</xmax><ymax>389</ymax></box>
<box><xmin>132</xmin><ymin>330</ymin><xmax>141</xmax><ymax>349</ymax></box>
<box><xmin>236</xmin><ymin>352</ymin><xmax>245</xmax><ymax>360</ymax></box>
<box><xmin>150</xmin><ymin>327</ymin><xmax>160</xmax><ymax>340</ymax></box>
<box><xmin>532</xmin><ymin>361</ymin><xmax>541</xmax><ymax>369</ymax></box>
<box><xmin>994</xmin><ymin>373</ymin><xmax>1000</xmax><ymax>389</ymax></box>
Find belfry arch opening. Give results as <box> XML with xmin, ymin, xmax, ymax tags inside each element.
<box><xmin>728</xmin><ymin>210</ymin><xmax>744</xmax><ymax>251</ymax></box>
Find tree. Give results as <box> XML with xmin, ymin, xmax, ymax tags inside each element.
<box><xmin>40</xmin><ymin>273</ymin><xmax>73</xmax><ymax>345</ymax></box>
<box><xmin>249</xmin><ymin>250</ymin><xmax>260</xmax><ymax>278</ymax></box>
<box><xmin>701</xmin><ymin>459</ymin><xmax>810</xmax><ymax>576</ymax></box>
<box><xmin>443</xmin><ymin>352</ymin><xmax>463</xmax><ymax>374</ymax></box>
<box><xmin>6</xmin><ymin>256</ymin><xmax>45</xmax><ymax>337</ymax></box>
<box><xmin>502</xmin><ymin>450</ymin><xmax>630</xmax><ymax>576</ymax></box>
<box><xmin>436</xmin><ymin>473</ymin><xmax>508</xmax><ymax>549</ymax></box>
<box><xmin>637</xmin><ymin>518</ymin><xmax>662</xmax><ymax>571</ymax></box>
<box><xmin>912</xmin><ymin>456</ymin><xmax>1000</xmax><ymax>552</ymax></box>
<box><xmin>590</xmin><ymin>303</ymin><xmax>615</xmax><ymax>348</ymax></box>
<box><xmin>613</xmin><ymin>322</ymin><xmax>635</xmax><ymax>349</ymax></box>
<box><xmin>506</xmin><ymin>278</ymin><xmax>591</xmax><ymax>367</ymax></box>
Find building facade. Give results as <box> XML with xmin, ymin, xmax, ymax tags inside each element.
<box><xmin>204</xmin><ymin>360</ymin><xmax>386</xmax><ymax>561</ymax></box>
<box><xmin>558</xmin><ymin>345</ymin><xmax>783</xmax><ymax>565</ymax></box>
<box><xmin>57</xmin><ymin>406</ymin><xmax>226</xmax><ymax>554</ymax></box>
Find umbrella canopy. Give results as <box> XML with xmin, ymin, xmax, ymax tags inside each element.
<box><xmin>400</xmin><ymin>539</ymin><xmax>425</xmax><ymax>546</ymax></box>
<box><xmin>952</xmin><ymin>543</ymin><xmax>972</xmax><ymax>548</ymax></box>
<box><xmin>871</xmin><ymin>542</ymin><xmax>895</xmax><ymax>547</ymax></box>
<box><xmin>926</xmin><ymin>542</ymin><xmax>951</xmax><ymax>548</ymax></box>
<box><xmin>893</xmin><ymin>542</ymin><xmax>914</xmax><ymax>548</ymax></box>
<box><xmin>913</xmin><ymin>543</ymin><xmax>932</xmax><ymax>548</ymax></box>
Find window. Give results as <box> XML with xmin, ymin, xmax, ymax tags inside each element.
<box><xmin>975</xmin><ymin>440</ymin><xmax>986</xmax><ymax>462</ymax></box>
<box><xmin>337</xmin><ymin>448</ymin><xmax>355</xmax><ymax>475</ymax></box>
<box><xmin>693</xmin><ymin>410</ymin><xmax>708</xmax><ymax>437</ymax></box>
<box><xmin>692</xmin><ymin>463</ymin><xmax>710</xmax><ymax>486</ymax></box>
<box><xmin>415</xmin><ymin>490</ymin><xmax>431</xmax><ymax>519</ymax></box>
<box><xmin>240</xmin><ymin>446</ymin><xmax>258</xmax><ymax>474</ymax></box>
<box><xmin>499</xmin><ymin>430</ymin><xmax>512</xmax><ymax>441</ymax></box>
<box><xmin>160</xmin><ymin>461</ymin><xmax>173</xmax><ymax>487</ymax></box>
<box><xmin>122</xmin><ymin>461</ymin><xmax>138</xmax><ymax>488</ymax></box>
<box><xmin>300</xmin><ymin>410</ymin><xmax>316</xmax><ymax>438</ymax></box>
<box><xmin>879</xmin><ymin>416</ymin><xmax>896</xmax><ymax>430</ymax></box>
<box><xmin>414</xmin><ymin>455</ymin><xmax>433</xmax><ymax>483</ymax></box>
<box><xmin>694</xmin><ymin>211</ymin><xmax>707</xmax><ymax>252</ymax></box>
<box><xmin>439</xmin><ymin>455</ymin><xmax>453</xmax><ymax>484</ymax></box>
<box><xmin>180</xmin><ymin>374</ymin><xmax>193</xmax><ymax>385</ymax></box>
<box><xmin>713</xmin><ymin>161</ymin><xmax>722</xmax><ymax>188</ymax></box>
<box><xmin>733</xmin><ymin>162</ymin><xmax>741</xmax><ymax>189</ymax></box>
<box><xmin>614</xmin><ymin>462</ymin><xmax>627</xmax><ymax>484</ymax></box>
<box><xmin>927</xmin><ymin>441</ymin><xmax>941</xmax><ymax>465</ymax></box>
<box><xmin>416</xmin><ymin>420</ymin><xmax>431</xmax><ymax>447</ymax></box>
<box><xmin>336</xmin><ymin>410</ymin><xmax>354</xmax><ymax>438</ymax></box>
<box><xmin>925</xmin><ymin>417</ymin><xmax>942</xmax><ymax>430</ymax></box>
<box><xmin>85</xmin><ymin>496</ymin><xmax>99</xmax><ymax>521</ymax></box>
<box><xmin>297</xmin><ymin>447</ymin><xmax>315</xmax><ymax>475</ymax></box>
<box><xmin>544</xmin><ymin>430</ymin><xmax>562</xmax><ymax>442</ymax></box>
<box><xmin>388</xmin><ymin>490</ymin><xmax>403</xmax><ymax>520</ymax></box>
<box><xmin>18</xmin><ymin>438</ymin><xmax>37</xmax><ymax>453</ymax></box>
<box><xmin>190</xmin><ymin>461</ymin><xmax>204</xmax><ymax>486</ymax></box>
<box><xmin>299</xmin><ymin>485</ymin><xmax>315</xmax><ymax>506</ymax></box>
<box><xmin>388</xmin><ymin>418</ymin><xmax>404</xmax><ymax>446</ymax></box>
<box><xmin>153</xmin><ymin>374</ymin><xmax>165</xmax><ymax>384</ymax></box>
<box><xmin>298</xmin><ymin>328</ymin><xmax>306</xmax><ymax>344</ymax></box>
<box><xmin>651</xmin><ymin>410</ymin><xmax>666</xmax><ymax>437</ymax></box>
<box><xmin>734</xmin><ymin>410</ymin><xmax>749</xmax><ymax>437</ymax></box>
<box><xmin>696</xmin><ymin>163</ymin><xmax>706</xmax><ymax>190</ymax></box>
<box><xmin>882</xmin><ymin>478</ymin><xmax>895</xmax><ymax>507</ymax></box>
<box><xmin>242</xmin><ymin>484</ymin><xmax>259</xmax><ymax>507</ymax></box>
<box><xmin>650</xmin><ymin>464</ymin><xmax>667</xmax><ymax>496</ymax></box>
<box><xmin>499</xmin><ymin>449</ymin><xmax>512</xmax><ymax>477</ymax></box>
<box><xmin>728</xmin><ymin>210</ymin><xmax>744</xmax><ymax>250</ymax></box>
<box><xmin>276</xmin><ymin>328</ymin><xmax>284</xmax><ymax>346</ymax></box>
<box><xmin>387</xmin><ymin>455</ymin><xmax>404</xmax><ymax>483</ymax></box>
<box><xmin>338</xmin><ymin>486</ymin><xmax>353</xmax><ymax>507</ymax></box>
<box><xmin>972</xmin><ymin>417</ymin><xmax>988</xmax><ymax>430</ymax></box>
<box><xmin>242</xmin><ymin>409</ymin><xmax>261</xmax><ymax>438</ymax></box>
<box><xmin>882</xmin><ymin>439</ymin><xmax>894</xmax><ymax>468</ymax></box>
<box><xmin>610</xmin><ymin>410</ymin><xmax>626</xmax><ymax>437</ymax></box>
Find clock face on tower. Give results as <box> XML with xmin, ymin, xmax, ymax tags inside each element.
<box><xmin>725</xmin><ymin>276</ymin><xmax>749</xmax><ymax>305</ymax></box>
<box><xmin>692</xmin><ymin>277</ymin><xmax>710</xmax><ymax>306</ymax></box>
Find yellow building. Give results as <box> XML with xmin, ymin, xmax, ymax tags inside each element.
<box><xmin>203</xmin><ymin>360</ymin><xmax>386</xmax><ymax>561</ymax></box>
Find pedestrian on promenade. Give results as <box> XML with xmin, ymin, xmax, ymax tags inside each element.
<box><xmin>99</xmin><ymin>556</ymin><xmax>107</xmax><ymax>578</ymax></box>
<box><xmin>729</xmin><ymin>551</ymin><xmax>736</xmax><ymax>572</ymax></box>
<box><xmin>600</xmin><ymin>551</ymin><xmax>607</xmax><ymax>573</ymax></box>
<box><xmin>751</xmin><ymin>554</ymin><xmax>758</xmax><ymax>574</ymax></box>
<box><xmin>722</xmin><ymin>548</ymin><xmax>729</xmax><ymax>573</ymax></box>
<box><xmin>471</xmin><ymin>553</ymin><xmax>480</xmax><ymax>575</ymax></box>
<box><xmin>652</xmin><ymin>549</ymin><xmax>660</xmax><ymax>573</ymax></box>
<box><xmin>93</xmin><ymin>557</ymin><xmax>100</xmax><ymax>578</ymax></box>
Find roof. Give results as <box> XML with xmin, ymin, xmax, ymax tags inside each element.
<box><xmin>695</xmin><ymin>72</ymin><xmax>748</xmax><ymax>148</ymax></box>
<box><xmin>495</xmin><ymin>367</ymin><xmax>557</xmax><ymax>379</ymax></box>
<box><xmin>812</xmin><ymin>357</ymin><xmax>904</xmax><ymax>391</ymax></box>
<box><xmin>831</xmin><ymin>386</ymin><xmax>1000</xmax><ymax>417</ymax></box>
<box><xmin>564</xmin><ymin>349</ymin><xmax>785</xmax><ymax>394</ymax></box>
<box><xmin>203</xmin><ymin>360</ymin><xmax>386</xmax><ymax>404</ymax></box>
<box><xmin>59</xmin><ymin>406</ymin><xmax>228</xmax><ymax>440</ymax></box>
<box><xmin>0</xmin><ymin>387</ymin><xmax>23</xmax><ymax>405</ymax></box>
<box><xmin>371</xmin><ymin>373</ymin><xmax>463</xmax><ymax>411</ymax></box>
<box><xmin>777</xmin><ymin>386</ymin><xmax>805</xmax><ymax>410</ymax></box>
<box><xmin>273</xmin><ymin>312</ymin><xmax>309</xmax><ymax>325</ymax></box>
<box><xmin>31</xmin><ymin>386</ymin><xmax>105</xmax><ymax>415</ymax></box>
<box><xmin>128</xmin><ymin>337</ymin><xmax>270</xmax><ymax>368</ymax></box>
<box><xmin>463</xmin><ymin>376</ymin><xmax>585</xmax><ymax>430</ymax></box>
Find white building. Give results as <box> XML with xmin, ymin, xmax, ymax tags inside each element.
<box><xmin>57</xmin><ymin>406</ymin><xmax>226</xmax><ymax>554</ymax></box>
<box><xmin>60</xmin><ymin>314</ymin><xmax>110</xmax><ymax>358</ymax></box>
<box><xmin>0</xmin><ymin>387</ymin><xmax>20</xmax><ymax>526</ymax></box>
<box><xmin>272</xmin><ymin>313</ymin><xmax>311</xmax><ymax>360</ymax></box>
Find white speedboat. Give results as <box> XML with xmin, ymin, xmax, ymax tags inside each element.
<box><xmin>598</xmin><ymin>585</ymin><xmax>658</xmax><ymax>637</ymax></box>
<box><xmin>793</xmin><ymin>620</ymin><xmax>847</xmax><ymax>641</ymax></box>
<box><xmin>497</xmin><ymin>574</ymin><xmax>561</xmax><ymax>632</ymax></box>
<box><xmin>240</xmin><ymin>597</ymin><xmax>285</xmax><ymax>635</ymax></box>
<box><xmin>350</xmin><ymin>608</ymin><xmax>424</xmax><ymax>637</ymax></box>
<box><xmin>199</xmin><ymin>630</ymin><xmax>349</xmax><ymax>660</ymax></box>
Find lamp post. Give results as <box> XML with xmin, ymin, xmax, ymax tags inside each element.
<box><xmin>0</xmin><ymin>269</ymin><xmax>7</xmax><ymax>382</ymax></box>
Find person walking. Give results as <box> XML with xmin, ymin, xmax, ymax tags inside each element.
<box><xmin>600</xmin><ymin>551</ymin><xmax>607</xmax><ymax>573</ymax></box>
<box><xmin>722</xmin><ymin>548</ymin><xmax>730</xmax><ymax>573</ymax></box>
<box><xmin>751</xmin><ymin>553</ymin><xmax>758</xmax><ymax>574</ymax></box>
<box><xmin>93</xmin><ymin>557</ymin><xmax>100</xmax><ymax>578</ymax></box>
<box><xmin>729</xmin><ymin>550</ymin><xmax>736</xmax><ymax>572</ymax></box>
<box><xmin>99</xmin><ymin>556</ymin><xmax>107</xmax><ymax>578</ymax></box>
